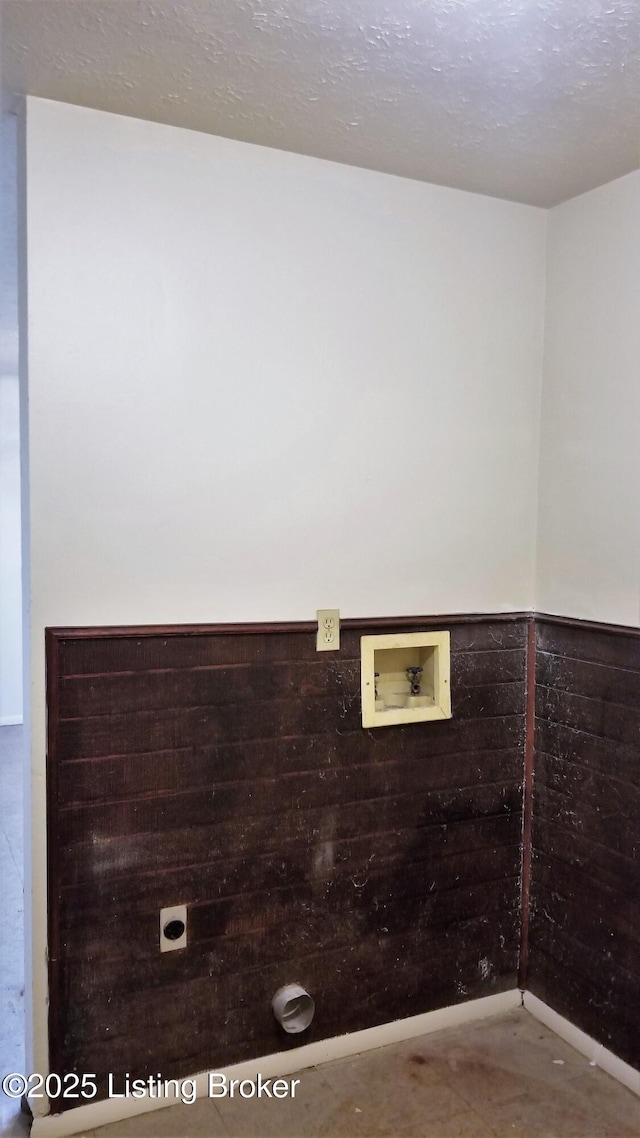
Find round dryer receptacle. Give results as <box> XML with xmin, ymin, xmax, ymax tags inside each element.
<box><xmin>163</xmin><ymin>919</ymin><xmax>185</xmax><ymax>941</ymax></box>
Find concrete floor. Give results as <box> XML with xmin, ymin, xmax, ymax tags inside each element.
<box><xmin>79</xmin><ymin>1009</ymin><xmax>640</xmax><ymax>1138</ymax></box>
<box><xmin>2</xmin><ymin>725</ymin><xmax>640</xmax><ymax>1137</ymax></box>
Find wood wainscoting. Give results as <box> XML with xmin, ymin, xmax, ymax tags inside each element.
<box><xmin>529</xmin><ymin>615</ymin><xmax>640</xmax><ymax>1072</ymax></box>
<box><xmin>45</xmin><ymin>615</ymin><xmax>527</xmax><ymax>1097</ymax></box>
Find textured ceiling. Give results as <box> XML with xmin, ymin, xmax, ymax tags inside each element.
<box><xmin>1</xmin><ymin>0</ymin><xmax>640</xmax><ymax>208</ymax></box>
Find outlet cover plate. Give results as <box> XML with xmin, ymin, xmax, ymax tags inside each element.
<box><xmin>317</xmin><ymin>609</ymin><xmax>340</xmax><ymax>651</ymax></box>
<box><xmin>160</xmin><ymin>904</ymin><xmax>187</xmax><ymax>952</ymax></box>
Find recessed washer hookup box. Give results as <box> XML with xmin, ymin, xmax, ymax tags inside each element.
<box><xmin>360</xmin><ymin>631</ymin><xmax>451</xmax><ymax>728</ymax></box>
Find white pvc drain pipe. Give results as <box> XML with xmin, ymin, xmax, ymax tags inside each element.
<box><xmin>272</xmin><ymin>985</ymin><xmax>315</xmax><ymax>1033</ymax></box>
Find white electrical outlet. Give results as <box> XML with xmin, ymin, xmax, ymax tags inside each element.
<box><xmin>316</xmin><ymin>609</ymin><xmax>340</xmax><ymax>651</ymax></box>
<box><xmin>160</xmin><ymin>904</ymin><xmax>187</xmax><ymax>952</ymax></box>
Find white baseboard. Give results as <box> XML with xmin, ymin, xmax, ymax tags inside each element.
<box><xmin>524</xmin><ymin>992</ymin><xmax>640</xmax><ymax>1099</ymax></box>
<box><xmin>0</xmin><ymin>714</ymin><xmax>23</xmax><ymax>726</ymax></box>
<box><xmin>30</xmin><ymin>989</ymin><xmax>521</xmax><ymax>1137</ymax></box>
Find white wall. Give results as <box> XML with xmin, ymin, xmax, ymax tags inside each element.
<box><xmin>537</xmin><ymin>171</ymin><xmax>640</xmax><ymax>626</ymax></box>
<box><xmin>0</xmin><ymin>374</ymin><xmax>22</xmax><ymax>723</ymax></box>
<box><xmin>25</xmin><ymin>99</ymin><xmax>546</xmax><ymax>628</ymax></box>
<box><xmin>0</xmin><ymin>112</ymin><xmax>22</xmax><ymax>723</ymax></box>
<box><xmin>23</xmin><ymin>97</ymin><xmax>546</xmax><ymax>1092</ymax></box>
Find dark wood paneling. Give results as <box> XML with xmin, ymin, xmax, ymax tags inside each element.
<box><xmin>58</xmin><ymin>773</ymin><xmax>523</xmax><ymax>889</ymax></box>
<box><xmin>535</xmin><ymin>685</ymin><xmax>639</xmax><ymax>747</ymax></box>
<box><xmin>535</xmin><ymin>718</ymin><xmax>638</xmax><ymax>786</ymax></box>
<box><xmin>58</xmin><ymin>770</ymin><xmax>521</xmax><ymax>852</ymax></box>
<box><xmin>60</xmin><ymin>813</ymin><xmax>521</xmax><ymax>923</ymax></box>
<box><xmin>536</xmin><ymin>616</ymin><xmax>640</xmax><ymax>667</ymax></box>
<box><xmin>58</xmin><ymin>648</ymin><xmax>524</xmax><ymax>721</ymax></box>
<box><xmin>56</xmin><ymin>615</ymin><xmax>528</xmax><ymax>675</ymax></box>
<box><xmin>536</xmin><ymin>652</ymin><xmax>640</xmax><ymax>707</ymax></box>
<box><xmin>46</xmin><ymin>615</ymin><xmax>526</xmax><ymax>1099</ymax></box>
<box><xmin>60</xmin><ymin>910</ymin><xmax>520</xmax><ymax>1087</ymax></box>
<box><xmin>531</xmin><ymin>857</ymin><xmax>639</xmax><ymax>977</ymax></box>
<box><xmin>57</xmin><ymin>741</ymin><xmax>520</xmax><ymax>808</ymax></box>
<box><xmin>529</xmin><ymin>617</ymin><xmax>640</xmax><ymax>1072</ymax></box>
<box><xmin>518</xmin><ymin>618</ymin><xmax>535</xmax><ymax>989</ymax></box>
<box><xmin>526</xmin><ymin>942</ymin><xmax>640</xmax><ymax>1068</ymax></box>
<box><xmin>532</xmin><ymin>820</ymin><xmax>640</xmax><ymax>900</ymax></box>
